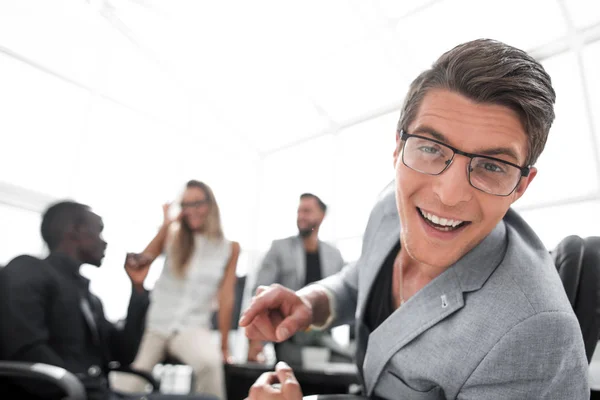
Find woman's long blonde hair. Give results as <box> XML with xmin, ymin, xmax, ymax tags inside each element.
<box><xmin>171</xmin><ymin>180</ymin><xmax>224</xmax><ymax>277</ymax></box>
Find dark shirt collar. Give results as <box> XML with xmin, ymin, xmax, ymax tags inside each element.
<box><xmin>46</xmin><ymin>252</ymin><xmax>90</xmax><ymax>288</ymax></box>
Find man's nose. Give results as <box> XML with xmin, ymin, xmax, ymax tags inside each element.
<box><xmin>431</xmin><ymin>157</ymin><xmax>473</xmax><ymax>206</ymax></box>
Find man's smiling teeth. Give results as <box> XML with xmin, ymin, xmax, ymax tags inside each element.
<box><xmin>419</xmin><ymin>208</ymin><xmax>464</xmax><ymax>228</ymax></box>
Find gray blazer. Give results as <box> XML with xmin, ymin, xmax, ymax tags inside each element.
<box><xmin>319</xmin><ymin>188</ymin><xmax>588</xmax><ymax>399</ymax></box>
<box><xmin>253</xmin><ymin>236</ymin><xmax>344</xmax><ymax>292</ymax></box>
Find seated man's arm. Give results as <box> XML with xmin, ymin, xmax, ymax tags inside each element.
<box><xmin>0</xmin><ymin>256</ymin><xmax>65</xmax><ymax>367</ymax></box>
<box><xmin>101</xmin><ymin>287</ymin><xmax>150</xmax><ymax>366</ymax></box>
<box><xmin>458</xmin><ymin>311</ymin><xmax>589</xmax><ymax>400</ymax></box>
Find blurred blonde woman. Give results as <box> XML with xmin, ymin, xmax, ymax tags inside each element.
<box><xmin>122</xmin><ymin>180</ymin><xmax>240</xmax><ymax>398</ymax></box>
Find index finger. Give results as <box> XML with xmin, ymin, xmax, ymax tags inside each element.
<box><xmin>239</xmin><ymin>286</ymin><xmax>284</xmax><ymax>327</ymax></box>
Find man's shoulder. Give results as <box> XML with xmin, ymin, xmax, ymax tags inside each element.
<box><xmin>500</xmin><ymin>210</ymin><xmax>571</xmax><ymax>314</ymax></box>
<box><xmin>360</xmin><ymin>185</ymin><xmax>398</xmax><ymax>240</ymax></box>
<box><xmin>370</xmin><ymin>184</ymin><xmax>397</xmax><ymax>219</ymax></box>
<box><xmin>272</xmin><ymin>236</ymin><xmax>299</xmax><ymax>247</ymax></box>
<box><xmin>2</xmin><ymin>255</ymin><xmax>56</xmax><ymax>286</ymax></box>
<box><xmin>318</xmin><ymin>240</ymin><xmax>342</xmax><ymax>255</ymax></box>
<box><xmin>459</xmin><ymin>211</ymin><xmax>573</xmax><ymax>337</ymax></box>
<box><xmin>458</xmin><ymin>256</ymin><xmax>577</xmax><ymax>365</ymax></box>
<box><xmin>3</xmin><ymin>255</ymin><xmax>49</xmax><ymax>273</ymax></box>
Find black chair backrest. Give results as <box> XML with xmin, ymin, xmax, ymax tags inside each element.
<box><xmin>552</xmin><ymin>235</ymin><xmax>600</xmax><ymax>362</ymax></box>
<box><xmin>0</xmin><ymin>361</ymin><xmax>87</xmax><ymax>400</ymax></box>
<box><xmin>553</xmin><ymin>235</ymin><xmax>585</xmax><ymax>306</ymax></box>
<box><xmin>211</xmin><ymin>275</ymin><xmax>247</xmax><ymax>330</ymax></box>
<box><xmin>577</xmin><ymin>237</ymin><xmax>600</xmax><ymax>362</ymax></box>
<box><xmin>0</xmin><ymin>266</ymin><xmax>7</xmax><ymax>360</ymax></box>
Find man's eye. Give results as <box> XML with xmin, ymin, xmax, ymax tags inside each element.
<box><xmin>418</xmin><ymin>146</ymin><xmax>439</xmax><ymax>154</ymax></box>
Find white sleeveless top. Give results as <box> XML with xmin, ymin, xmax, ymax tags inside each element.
<box><xmin>146</xmin><ymin>231</ymin><xmax>231</xmax><ymax>336</ymax></box>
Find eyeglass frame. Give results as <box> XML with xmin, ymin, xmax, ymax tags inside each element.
<box><xmin>180</xmin><ymin>199</ymin><xmax>210</xmax><ymax>209</ymax></box>
<box><xmin>398</xmin><ymin>130</ymin><xmax>531</xmax><ymax>197</ymax></box>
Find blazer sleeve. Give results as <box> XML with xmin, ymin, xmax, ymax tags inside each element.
<box><xmin>458</xmin><ymin>311</ymin><xmax>589</xmax><ymax>400</ymax></box>
<box><xmin>0</xmin><ymin>256</ymin><xmax>65</xmax><ymax>367</ymax></box>
<box><xmin>315</xmin><ymin>260</ymin><xmax>359</xmax><ymax>328</ymax></box>
<box><xmin>334</xmin><ymin>247</ymin><xmax>345</xmax><ymax>272</ymax></box>
<box><xmin>314</xmin><ymin>193</ymin><xmax>388</xmax><ymax>329</ymax></box>
<box><xmin>99</xmin><ymin>288</ymin><xmax>150</xmax><ymax>366</ymax></box>
<box><xmin>252</xmin><ymin>241</ymin><xmax>281</xmax><ymax>294</ymax></box>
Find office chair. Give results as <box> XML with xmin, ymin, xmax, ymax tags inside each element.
<box><xmin>0</xmin><ymin>361</ymin><xmax>87</xmax><ymax>400</ymax></box>
<box><xmin>210</xmin><ymin>275</ymin><xmax>247</xmax><ymax>331</ymax></box>
<box><xmin>552</xmin><ymin>235</ymin><xmax>600</xmax><ymax>362</ymax></box>
<box><xmin>0</xmin><ymin>269</ymin><xmax>159</xmax><ymax>398</ymax></box>
<box><xmin>0</xmin><ymin>358</ymin><xmax>159</xmax><ymax>399</ymax></box>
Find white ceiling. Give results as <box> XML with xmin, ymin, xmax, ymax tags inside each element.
<box><xmin>1</xmin><ymin>0</ymin><xmax>599</xmax><ymax>156</ymax></box>
<box><xmin>102</xmin><ymin>0</ymin><xmax>600</xmax><ymax>154</ymax></box>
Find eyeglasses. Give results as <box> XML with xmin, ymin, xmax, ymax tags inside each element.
<box><xmin>399</xmin><ymin>130</ymin><xmax>530</xmax><ymax>197</ymax></box>
<box><xmin>180</xmin><ymin>199</ymin><xmax>209</xmax><ymax>209</ymax></box>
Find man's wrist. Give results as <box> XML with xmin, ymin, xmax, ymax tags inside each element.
<box><xmin>297</xmin><ymin>285</ymin><xmax>333</xmax><ymax>329</ymax></box>
<box><xmin>132</xmin><ymin>283</ymin><xmax>145</xmax><ymax>294</ymax></box>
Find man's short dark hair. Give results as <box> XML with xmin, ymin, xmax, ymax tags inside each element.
<box><xmin>41</xmin><ymin>201</ymin><xmax>91</xmax><ymax>251</ymax></box>
<box><xmin>398</xmin><ymin>39</ymin><xmax>555</xmax><ymax>166</ymax></box>
<box><xmin>300</xmin><ymin>193</ymin><xmax>327</xmax><ymax>213</ymax></box>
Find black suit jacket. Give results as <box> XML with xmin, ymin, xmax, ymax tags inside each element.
<box><xmin>0</xmin><ymin>253</ymin><xmax>149</xmax><ymax>399</ymax></box>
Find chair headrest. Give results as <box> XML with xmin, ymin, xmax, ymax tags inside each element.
<box><xmin>551</xmin><ymin>235</ymin><xmax>585</xmax><ymax>307</ymax></box>
<box><xmin>549</xmin><ymin>235</ymin><xmax>600</xmax><ymax>363</ymax></box>
<box><xmin>576</xmin><ymin>236</ymin><xmax>600</xmax><ymax>362</ymax></box>
<box><xmin>582</xmin><ymin>237</ymin><xmax>600</xmax><ymax>267</ymax></box>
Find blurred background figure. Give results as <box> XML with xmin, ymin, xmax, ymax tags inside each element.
<box><xmin>0</xmin><ymin>201</ymin><xmax>152</xmax><ymax>400</ymax></box>
<box><xmin>248</xmin><ymin>193</ymin><xmax>344</xmax><ymax>366</ymax></box>
<box><xmin>117</xmin><ymin>180</ymin><xmax>240</xmax><ymax>399</ymax></box>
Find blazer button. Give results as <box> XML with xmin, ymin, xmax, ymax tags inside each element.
<box><xmin>88</xmin><ymin>365</ymin><xmax>101</xmax><ymax>377</ymax></box>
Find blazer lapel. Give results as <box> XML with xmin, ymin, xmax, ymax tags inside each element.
<box><xmin>293</xmin><ymin>237</ymin><xmax>306</xmax><ymax>288</ymax></box>
<box><xmin>318</xmin><ymin>243</ymin><xmax>333</xmax><ymax>278</ymax></box>
<box><xmin>362</xmin><ymin>218</ymin><xmax>508</xmax><ymax>395</ymax></box>
<box><xmin>363</xmin><ymin>268</ymin><xmax>464</xmax><ymax>395</ymax></box>
<box><xmin>80</xmin><ymin>295</ymin><xmax>101</xmax><ymax>346</ymax></box>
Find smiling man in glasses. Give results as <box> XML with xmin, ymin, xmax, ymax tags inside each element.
<box><xmin>240</xmin><ymin>39</ymin><xmax>588</xmax><ymax>400</ymax></box>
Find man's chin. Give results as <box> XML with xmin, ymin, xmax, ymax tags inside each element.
<box><xmin>89</xmin><ymin>257</ymin><xmax>103</xmax><ymax>267</ymax></box>
<box><xmin>403</xmin><ymin>239</ymin><xmax>462</xmax><ymax>270</ymax></box>
<box><xmin>298</xmin><ymin>229</ymin><xmax>313</xmax><ymax>238</ymax></box>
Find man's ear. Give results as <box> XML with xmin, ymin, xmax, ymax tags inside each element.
<box><xmin>317</xmin><ymin>211</ymin><xmax>325</xmax><ymax>225</ymax></box>
<box><xmin>511</xmin><ymin>167</ymin><xmax>537</xmax><ymax>203</ymax></box>
<box><xmin>65</xmin><ymin>223</ymin><xmax>82</xmax><ymax>241</ymax></box>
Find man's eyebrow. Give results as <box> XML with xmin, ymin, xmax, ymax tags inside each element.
<box><xmin>412</xmin><ymin>126</ymin><xmax>447</xmax><ymax>142</ymax></box>
<box><xmin>412</xmin><ymin>125</ymin><xmax>522</xmax><ymax>163</ymax></box>
<box><xmin>475</xmin><ymin>146</ymin><xmax>521</xmax><ymax>162</ymax></box>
